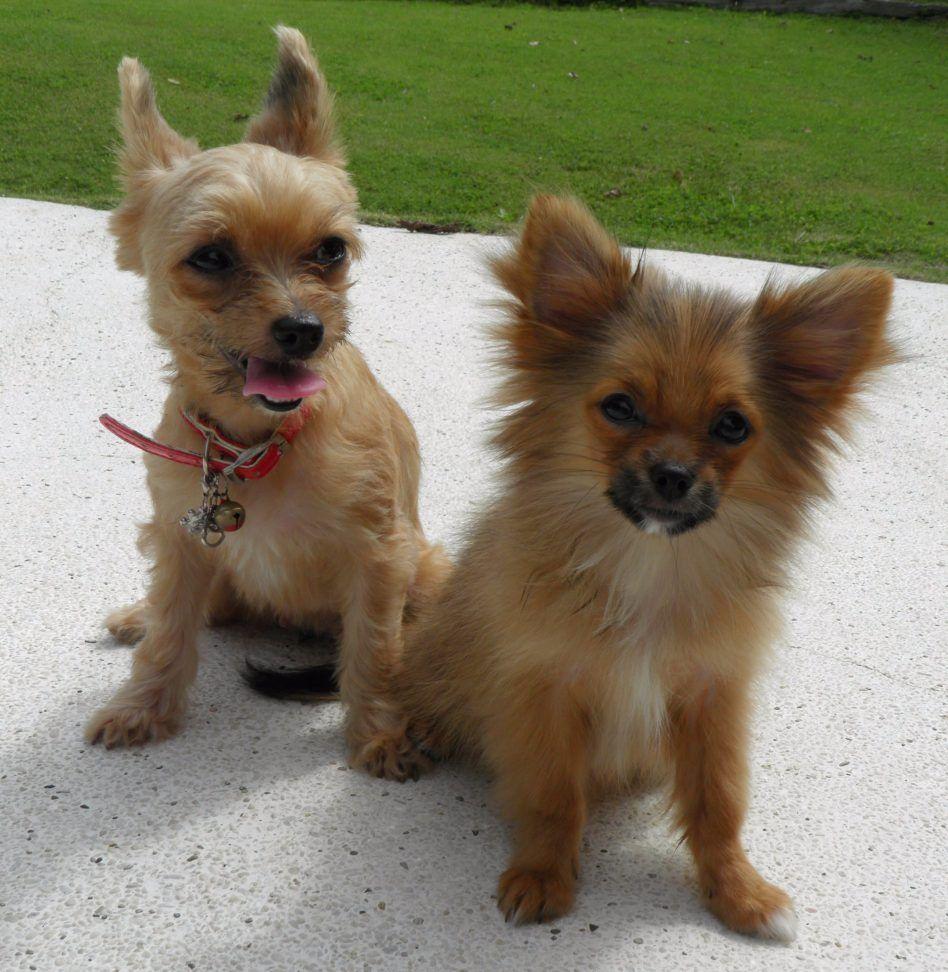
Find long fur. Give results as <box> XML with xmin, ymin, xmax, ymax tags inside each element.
<box><xmin>85</xmin><ymin>27</ymin><xmax>450</xmax><ymax>782</ymax></box>
<box><xmin>389</xmin><ymin>195</ymin><xmax>895</xmax><ymax>935</ymax></box>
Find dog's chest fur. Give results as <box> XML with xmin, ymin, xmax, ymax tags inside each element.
<box><xmin>560</xmin><ymin>532</ymin><xmax>772</xmax><ymax>786</ymax></box>
<box><xmin>584</xmin><ymin>640</ymin><xmax>669</xmax><ymax>785</ymax></box>
<box><xmin>217</xmin><ymin>459</ymin><xmax>350</xmax><ymax>621</ymax></box>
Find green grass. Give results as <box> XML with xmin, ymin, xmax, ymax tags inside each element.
<box><xmin>0</xmin><ymin>0</ymin><xmax>945</xmax><ymax>280</ymax></box>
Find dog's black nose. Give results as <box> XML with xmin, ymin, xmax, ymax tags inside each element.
<box><xmin>649</xmin><ymin>463</ymin><xmax>695</xmax><ymax>502</ymax></box>
<box><xmin>271</xmin><ymin>313</ymin><xmax>324</xmax><ymax>357</ymax></box>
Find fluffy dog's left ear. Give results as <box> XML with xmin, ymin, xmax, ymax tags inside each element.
<box><xmin>752</xmin><ymin>266</ymin><xmax>897</xmax><ymax>416</ymax></box>
<box><xmin>491</xmin><ymin>195</ymin><xmax>632</xmax><ymax>376</ymax></box>
<box><xmin>245</xmin><ymin>25</ymin><xmax>344</xmax><ymax>165</ymax></box>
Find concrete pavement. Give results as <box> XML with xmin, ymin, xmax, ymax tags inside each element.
<box><xmin>0</xmin><ymin>197</ymin><xmax>945</xmax><ymax>971</ymax></box>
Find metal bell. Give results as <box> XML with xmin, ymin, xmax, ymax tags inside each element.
<box><xmin>213</xmin><ymin>499</ymin><xmax>246</xmax><ymax>532</ymax></box>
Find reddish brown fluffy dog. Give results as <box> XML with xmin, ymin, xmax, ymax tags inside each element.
<box><xmin>85</xmin><ymin>27</ymin><xmax>447</xmax><ymax>778</ymax></box>
<box><xmin>392</xmin><ymin>195</ymin><xmax>896</xmax><ymax>937</ymax></box>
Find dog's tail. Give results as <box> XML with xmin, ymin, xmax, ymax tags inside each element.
<box><xmin>242</xmin><ymin>660</ymin><xmax>338</xmax><ymax>700</ymax></box>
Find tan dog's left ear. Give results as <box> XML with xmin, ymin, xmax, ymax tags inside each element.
<box><xmin>245</xmin><ymin>25</ymin><xmax>344</xmax><ymax>165</ymax></box>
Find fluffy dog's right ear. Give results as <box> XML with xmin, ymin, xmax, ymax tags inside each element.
<box><xmin>115</xmin><ymin>57</ymin><xmax>197</xmax><ymax>177</ymax></box>
<box><xmin>110</xmin><ymin>58</ymin><xmax>198</xmax><ymax>272</ymax></box>
<box><xmin>244</xmin><ymin>26</ymin><xmax>344</xmax><ymax>165</ymax></box>
<box><xmin>491</xmin><ymin>195</ymin><xmax>632</xmax><ymax>372</ymax></box>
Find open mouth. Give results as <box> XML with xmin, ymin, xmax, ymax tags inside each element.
<box><xmin>223</xmin><ymin>349</ymin><xmax>327</xmax><ymax>412</ymax></box>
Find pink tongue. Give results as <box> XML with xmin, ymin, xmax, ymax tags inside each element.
<box><xmin>242</xmin><ymin>356</ymin><xmax>326</xmax><ymax>401</ymax></box>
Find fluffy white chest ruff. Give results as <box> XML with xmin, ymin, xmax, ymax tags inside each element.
<box><xmin>588</xmin><ymin>642</ymin><xmax>668</xmax><ymax>784</ymax></box>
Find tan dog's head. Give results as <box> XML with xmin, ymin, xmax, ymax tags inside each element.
<box><xmin>491</xmin><ymin>195</ymin><xmax>895</xmax><ymax>539</ymax></box>
<box><xmin>110</xmin><ymin>26</ymin><xmax>360</xmax><ymax>418</ymax></box>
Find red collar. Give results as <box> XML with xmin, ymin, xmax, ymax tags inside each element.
<box><xmin>99</xmin><ymin>406</ymin><xmax>310</xmax><ymax>481</ymax></box>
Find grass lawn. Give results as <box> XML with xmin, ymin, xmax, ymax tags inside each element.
<box><xmin>0</xmin><ymin>0</ymin><xmax>944</xmax><ymax>280</ymax></box>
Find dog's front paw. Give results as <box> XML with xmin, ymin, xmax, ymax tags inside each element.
<box><xmin>497</xmin><ymin>866</ymin><xmax>576</xmax><ymax>925</ymax></box>
<box><xmin>105</xmin><ymin>600</ymin><xmax>149</xmax><ymax>644</ymax></box>
<box><xmin>705</xmin><ymin>865</ymin><xmax>797</xmax><ymax>941</ymax></box>
<box><xmin>351</xmin><ymin>728</ymin><xmax>433</xmax><ymax>782</ymax></box>
<box><xmin>85</xmin><ymin>693</ymin><xmax>183</xmax><ymax>748</ymax></box>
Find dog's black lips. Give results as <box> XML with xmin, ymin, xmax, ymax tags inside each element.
<box><xmin>256</xmin><ymin>396</ymin><xmax>303</xmax><ymax>412</ymax></box>
<box><xmin>606</xmin><ymin>481</ymin><xmax>718</xmax><ymax>536</ymax></box>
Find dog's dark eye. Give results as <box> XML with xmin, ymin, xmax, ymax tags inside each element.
<box><xmin>186</xmin><ymin>245</ymin><xmax>234</xmax><ymax>275</ymax></box>
<box><xmin>711</xmin><ymin>410</ymin><xmax>751</xmax><ymax>445</ymax></box>
<box><xmin>312</xmin><ymin>237</ymin><xmax>347</xmax><ymax>266</ymax></box>
<box><xmin>600</xmin><ymin>393</ymin><xmax>643</xmax><ymax>426</ymax></box>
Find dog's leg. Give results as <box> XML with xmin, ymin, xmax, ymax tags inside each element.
<box><xmin>671</xmin><ymin>678</ymin><xmax>797</xmax><ymax>941</ymax></box>
<box><xmin>340</xmin><ymin>535</ymin><xmax>431</xmax><ymax>782</ymax></box>
<box><xmin>493</xmin><ymin>685</ymin><xmax>588</xmax><ymax>924</ymax></box>
<box><xmin>86</xmin><ymin>524</ymin><xmax>213</xmax><ymax>747</ymax></box>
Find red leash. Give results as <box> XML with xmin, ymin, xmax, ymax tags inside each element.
<box><xmin>99</xmin><ymin>407</ymin><xmax>309</xmax><ymax>481</ymax></box>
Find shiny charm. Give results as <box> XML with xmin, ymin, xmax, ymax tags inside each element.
<box><xmin>178</xmin><ymin>435</ymin><xmax>246</xmax><ymax>546</ymax></box>
<box><xmin>213</xmin><ymin>499</ymin><xmax>246</xmax><ymax>532</ymax></box>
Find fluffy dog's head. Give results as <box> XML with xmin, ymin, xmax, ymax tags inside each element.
<box><xmin>110</xmin><ymin>27</ymin><xmax>360</xmax><ymax>419</ymax></box>
<box><xmin>491</xmin><ymin>195</ymin><xmax>895</xmax><ymax>544</ymax></box>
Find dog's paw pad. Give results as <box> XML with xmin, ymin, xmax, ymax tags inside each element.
<box><xmin>497</xmin><ymin>866</ymin><xmax>574</xmax><ymax>925</ymax></box>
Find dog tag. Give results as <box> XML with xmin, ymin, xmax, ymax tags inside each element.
<box><xmin>178</xmin><ymin>435</ymin><xmax>245</xmax><ymax>546</ymax></box>
<box><xmin>181</xmin><ymin>506</ymin><xmax>212</xmax><ymax>536</ymax></box>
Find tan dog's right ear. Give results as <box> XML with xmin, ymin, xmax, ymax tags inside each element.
<box><xmin>110</xmin><ymin>58</ymin><xmax>198</xmax><ymax>272</ymax></box>
<box><xmin>244</xmin><ymin>26</ymin><xmax>344</xmax><ymax>165</ymax></box>
<box><xmin>115</xmin><ymin>57</ymin><xmax>198</xmax><ymax>180</ymax></box>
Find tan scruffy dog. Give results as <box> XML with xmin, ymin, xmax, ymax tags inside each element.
<box><xmin>386</xmin><ymin>196</ymin><xmax>896</xmax><ymax>937</ymax></box>
<box><xmin>85</xmin><ymin>27</ymin><xmax>448</xmax><ymax>779</ymax></box>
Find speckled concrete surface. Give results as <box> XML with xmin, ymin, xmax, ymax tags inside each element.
<box><xmin>0</xmin><ymin>197</ymin><xmax>945</xmax><ymax>972</ymax></box>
